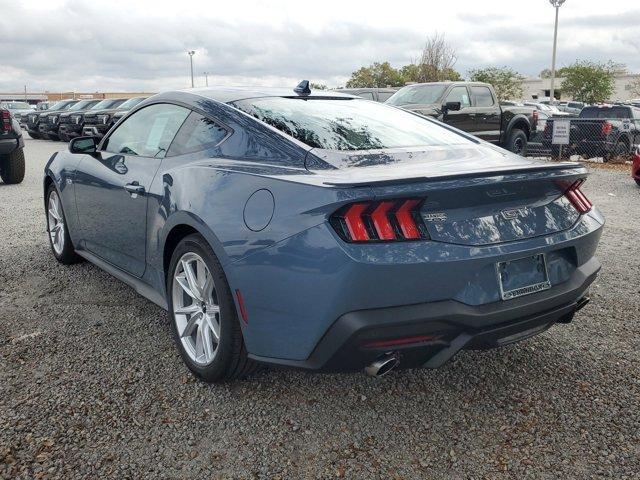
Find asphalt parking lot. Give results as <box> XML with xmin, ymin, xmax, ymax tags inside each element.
<box><xmin>1</xmin><ymin>138</ymin><xmax>639</xmax><ymax>479</ymax></box>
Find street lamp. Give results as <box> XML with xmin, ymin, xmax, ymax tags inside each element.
<box><xmin>203</xmin><ymin>71</ymin><xmax>210</xmax><ymax>87</ymax></box>
<box><xmin>549</xmin><ymin>0</ymin><xmax>566</xmax><ymax>103</ymax></box>
<box><xmin>187</xmin><ymin>50</ymin><xmax>195</xmax><ymax>87</ymax></box>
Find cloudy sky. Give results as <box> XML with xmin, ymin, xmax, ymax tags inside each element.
<box><xmin>1</xmin><ymin>0</ymin><xmax>638</xmax><ymax>93</ymax></box>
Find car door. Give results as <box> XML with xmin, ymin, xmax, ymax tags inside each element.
<box><xmin>74</xmin><ymin>103</ymin><xmax>190</xmax><ymax>277</ymax></box>
<box><xmin>470</xmin><ymin>85</ymin><xmax>501</xmax><ymax>143</ymax></box>
<box><xmin>441</xmin><ymin>86</ymin><xmax>474</xmax><ymax>132</ymax></box>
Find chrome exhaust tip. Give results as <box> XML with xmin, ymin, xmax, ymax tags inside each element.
<box><xmin>364</xmin><ymin>353</ymin><xmax>399</xmax><ymax>377</ymax></box>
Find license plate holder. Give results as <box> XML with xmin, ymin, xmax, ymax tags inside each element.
<box><xmin>496</xmin><ymin>254</ymin><xmax>551</xmax><ymax>301</ymax></box>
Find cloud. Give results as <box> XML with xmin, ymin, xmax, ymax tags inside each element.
<box><xmin>0</xmin><ymin>0</ymin><xmax>637</xmax><ymax>92</ymax></box>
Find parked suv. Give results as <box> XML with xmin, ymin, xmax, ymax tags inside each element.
<box><xmin>0</xmin><ymin>109</ymin><xmax>25</xmax><ymax>184</ymax></box>
<box><xmin>543</xmin><ymin>105</ymin><xmax>640</xmax><ymax>161</ymax></box>
<box><xmin>0</xmin><ymin>101</ymin><xmax>35</xmax><ymax>128</ymax></box>
<box><xmin>26</xmin><ymin>100</ymin><xmax>77</xmax><ymax>139</ymax></box>
<box><xmin>57</xmin><ymin>99</ymin><xmax>102</xmax><ymax>141</ymax></box>
<box><xmin>81</xmin><ymin>98</ymin><xmax>128</xmax><ymax>138</ymax></box>
<box><xmin>560</xmin><ymin>101</ymin><xmax>585</xmax><ymax>115</ymax></box>
<box><xmin>386</xmin><ymin>82</ymin><xmax>538</xmax><ymax>154</ymax></box>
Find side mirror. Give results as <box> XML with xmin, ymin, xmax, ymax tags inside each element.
<box><xmin>443</xmin><ymin>101</ymin><xmax>462</xmax><ymax>112</ymax></box>
<box><xmin>69</xmin><ymin>136</ymin><xmax>98</xmax><ymax>154</ymax></box>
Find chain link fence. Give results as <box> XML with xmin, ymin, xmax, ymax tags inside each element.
<box><xmin>526</xmin><ymin>110</ymin><xmax>639</xmax><ymax>164</ymax></box>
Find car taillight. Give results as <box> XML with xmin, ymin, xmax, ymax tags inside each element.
<box><xmin>532</xmin><ymin>110</ymin><xmax>539</xmax><ymax>125</ymax></box>
<box><xmin>564</xmin><ymin>179</ymin><xmax>592</xmax><ymax>214</ymax></box>
<box><xmin>1</xmin><ymin>110</ymin><xmax>11</xmax><ymax>133</ymax></box>
<box><xmin>330</xmin><ymin>198</ymin><xmax>429</xmax><ymax>243</ymax></box>
<box><xmin>601</xmin><ymin>121</ymin><xmax>612</xmax><ymax>135</ymax></box>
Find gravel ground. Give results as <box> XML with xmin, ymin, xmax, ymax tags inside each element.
<box><xmin>1</xmin><ymin>138</ymin><xmax>639</xmax><ymax>479</ymax></box>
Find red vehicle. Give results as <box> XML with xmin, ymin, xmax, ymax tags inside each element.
<box><xmin>632</xmin><ymin>150</ymin><xmax>640</xmax><ymax>186</ymax></box>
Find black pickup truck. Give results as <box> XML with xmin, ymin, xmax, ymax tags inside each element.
<box><xmin>542</xmin><ymin>104</ymin><xmax>640</xmax><ymax>161</ymax></box>
<box><xmin>386</xmin><ymin>82</ymin><xmax>538</xmax><ymax>154</ymax></box>
<box><xmin>0</xmin><ymin>109</ymin><xmax>25</xmax><ymax>184</ymax></box>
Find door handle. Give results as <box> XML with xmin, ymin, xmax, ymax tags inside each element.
<box><xmin>124</xmin><ymin>182</ymin><xmax>146</xmax><ymax>195</ymax></box>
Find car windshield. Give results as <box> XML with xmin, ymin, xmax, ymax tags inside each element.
<box><xmin>48</xmin><ymin>101</ymin><xmax>69</xmax><ymax>110</ymax></box>
<box><xmin>233</xmin><ymin>97</ymin><xmax>471</xmax><ymax>151</ymax></box>
<box><xmin>6</xmin><ymin>102</ymin><xmax>31</xmax><ymax>109</ymax></box>
<box><xmin>90</xmin><ymin>99</ymin><xmax>123</xmax><ymax>110</ymax></box>
<box><xmin>580</xmin><ymin>106</ymin><xmax>631</xmax><ymax>119</ymax></box>
<box><xmin>117</xmin><ymin>97</ymin><xmax>146</xmax><ymax>110</ymax></box>
<box><xmin>385</xmin><ymin>84</ymin><xmax>447</xmax><ymax>106</ymax></box>
<box><xmin>69</xmin><ymin>100</ymin><xmax>98</xmax><ymax>111</ymax></box>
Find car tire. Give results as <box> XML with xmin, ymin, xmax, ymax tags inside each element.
<box><xmin>167</xmin><ymin>234</ymin><xmax>258</xmax><ymax>383</ymax></box>
<box><xmin>604</xmin><ymin>140</ymin><xmax>629</xmax><ymax>163</ymax></box>
<box><xmin>47</xmin><ymin>134</ymin><xmax>59</xmax><ymax>141</ymax></box>
<box><xmin>505</xmin><ymin>129</ymin><xmax>528</xmax><ymax>155</ymax></box>
<box><xmin>0</xmin><ymin>148</ymin><xmax>26</xmax><ymax>184</ymax></box>
<box><xmin>59</xmin><ymin>132</ymin><xmax>70</xmax><ymax>142</ymax></box>
<box><xmin>27</xmin><ymin>132</ymin><xmax>41</xmax><ymax>140</ymax></box>
<box><xmin>46</xmin><ymin>184</ymin><xmax>81</xmax><ymax>264</ymax></box>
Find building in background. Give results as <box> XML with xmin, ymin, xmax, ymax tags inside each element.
<box><xmin>522</xmin><ymin>74</ymin><xmax>640</xmax><ymax>102</ymax></box>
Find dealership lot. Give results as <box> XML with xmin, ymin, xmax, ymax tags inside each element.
<box><xmin>1</xmin><ymin>139</ymin><xmax>639</xmax><ymax>478</ymax></box>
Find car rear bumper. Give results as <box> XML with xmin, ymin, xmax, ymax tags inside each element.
<box><xmin>0</xmin><ymin>137</ymin><xmax>21</xmax><ymax>154</ymax></box>
<box><xmin>248</xmin><ymin>257</ymin><xmax>600</xmax><ymax>372</ymax></box>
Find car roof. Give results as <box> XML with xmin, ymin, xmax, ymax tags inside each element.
<box><xmin>180</xmin><ymin>86</ymin><xmax>356</xmax><ymax>104</ymax></box>
<box><xmin>335</xmin><ymin>88</ymin><xmax>397</xmax><ymax>93</ymax></box>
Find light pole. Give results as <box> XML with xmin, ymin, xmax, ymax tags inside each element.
<box><xmin>549</xmin><ymin>0</ymin><xmax>566</xmax><ymax>103</ymax></box>
<box><xmin>187</xmin><ymin>51</ymin><xmax>195</xmax><ymax>87</ymax></box>
<box><xmin>203</xmin><ymin>71</ymin><xmax>209</xmax><ymax>87</ymax></box>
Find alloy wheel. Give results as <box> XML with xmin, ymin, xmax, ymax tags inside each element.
<box><xmin>47</xmin><ymin>191</ymin><xmax>65</xmax><ymax>255</ymax></box>
<box><xmin>514</xmin><ymin>137</ymin><xmax>525</xmax><ymax>155</ymax></box>
<box><xmin>172</xmin><ymin>252</ymin><xmax>221</xmax><ymax>365</ymax></box>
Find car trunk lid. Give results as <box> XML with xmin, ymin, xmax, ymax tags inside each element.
<box><xmin>308</xmin><ymin>146</ymin><xmax>587</xmax><ymax>246</ymax></box>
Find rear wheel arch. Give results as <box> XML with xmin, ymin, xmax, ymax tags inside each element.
<box><xmin>161</xmin><ymin>219</ymin><xmax>229</xmax><ymax>279</ymax></box>
<box><xmin>616</xmin><ymin>134</ymin><xmax>631</xmax><ymax>149</ymax></box>
<box><xmin>43</xmin><ymin>175</ymin><xmax>55</xmax><ymax>206</ymax></box>
<box><xmin>163</xmin><ymin>224</ymin><xmax>200</xmax><ymax>280</ymax></box>
<box><xmin>506</xmin><ymin>117</ymin><xmax>530</xmax><ymax>140</ymax></box>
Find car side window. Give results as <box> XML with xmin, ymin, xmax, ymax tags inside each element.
<box><xmin>357</xmin><ymin>92</ymin><xmax>375</xmax><ymax>100</ymax></box>
<box><xmin>377</xmin><ymin>91</ymin><xmax>394</xmax><ymax>102</ymax></box>
<box><xmin>445</xmin><ymin>87</ymin><xmax>471</xmax><ymax>108</ymax></box>
<box><xmin>102</xmin><ymin>104</ymin><xmax>190</xmax><ymax>158</ymax></box>
<box><xmin>470</xmin><ymin>86</ymin><xmax>495</xmax><ymax>107</ymax></box>
<box><xmin>167</xmin><ymin>112</ymin><xmax>229</xmax><ymax>156</ymax></box>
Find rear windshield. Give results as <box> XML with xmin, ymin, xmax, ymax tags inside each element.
<box><xmin>233</xmin><ymin>97</ymin><xmax>471</xmax><ymax>151</ymax></box>
<box><xmin>580</xmin><ymin>107</ymin><xmax>631</xmax><ymax>119</ymax></box>
<box><xmin>385</xmin><ymin>84</ymin><xmax>447</xmax><ymax>106</ymax></box>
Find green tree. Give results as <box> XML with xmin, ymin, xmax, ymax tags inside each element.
<box><xmin>310</xmin><ymin>82</ymin><xmax>327</xmax><ymax>90</ymax></box>
<box><xmin>468</xmin><ymin>67</ymin><xmax>524</xmax><ymax>101</ymax></box>
<box><xmin>400</xmin><ymin>64</ymin><xmax>461</xmax><ymax>83</ymax></box>
<box><xmin>346</xmin><ymin>61</ymin><xmax>405</xmax><ymax>88</ymax></box>
<box><xmin>559</xmin><ymin>61</ymin><xmax>618</xmax><ymax>103</ymax></box>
